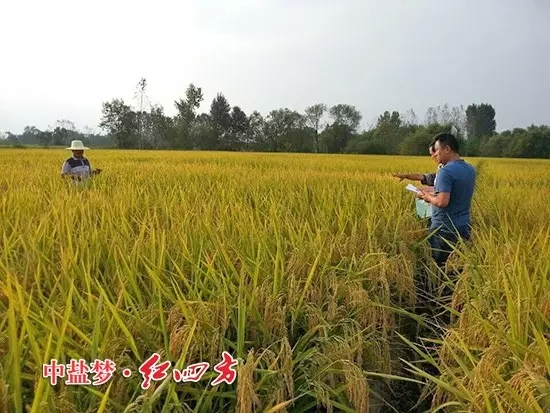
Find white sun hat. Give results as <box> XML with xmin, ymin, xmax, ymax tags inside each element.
<box><xmin>66</xmin><ymin>140</ymin><xmax>89</xmax><ymax>150</ymax></box>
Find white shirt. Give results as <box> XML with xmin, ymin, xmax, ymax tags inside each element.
<box><xmin>61</xmin><ymin>156</ymin><xmax>92</xmax><ymax>184</ymax></box>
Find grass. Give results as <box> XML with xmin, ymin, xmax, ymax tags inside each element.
<box><xmin>0</xmin><ymin>149</ymin><xmax>549</xmax><ymax>412</ymax></box>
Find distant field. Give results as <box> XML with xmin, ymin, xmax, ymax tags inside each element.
<box><xmin>1</xmin><ymin>149</ymin><xmax>549</xmax><ymax>413</ymax></box>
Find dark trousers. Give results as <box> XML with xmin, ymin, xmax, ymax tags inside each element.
<box><xmin>418</xmin><ymin>225</ymin><xmax>470</xmax><ymax>326</ymax></box>
<box><xmin>410</xmin><ymin>225</ymin><xmax>472</xmax><ymax>406</ymax></box>
<box><xmin>427</xmin><ymin>226</ymin><xmax>471</xmax><ymax>269</ymax></box>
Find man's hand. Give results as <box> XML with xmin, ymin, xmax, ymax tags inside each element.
<box><xmin>415</xmin><ymin>189</ymin><xmax>425</xmax><ymax>199</ymax></box>
<box><xmin>93</xmin><ymin>168</ymin><xmax>102</xmax><ymax>175</ymax></box>
<box><xmin>417</xmin><ymin>191</ymin><xmax>449</xmax><ymax>207</ymax></box>
<box><xmin>392</xmin><ymin>173</ymin><xmax>424</xmax><ymax>182</ymax></box>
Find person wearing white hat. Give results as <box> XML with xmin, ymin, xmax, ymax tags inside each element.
<box><xmin>61</xmin><ymin>140</ymin><xmax>102</xmax><ymax>182</ymax></box>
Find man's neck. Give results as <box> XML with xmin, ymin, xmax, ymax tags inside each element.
<box><xmin>447</xmin><ymin>153</ymin><xmax>461</xmax><ymax>163</ymax></box>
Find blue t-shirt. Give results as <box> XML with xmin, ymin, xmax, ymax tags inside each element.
<box><xmin>431</xmin><ymin>159</ymin><xmax>476</xmax><ymax>232</ymax></box>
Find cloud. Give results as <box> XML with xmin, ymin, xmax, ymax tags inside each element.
<box><xmin>1</xmin><ymin>0</ymin><xmax>549</xmax><ymax>133</ymax></box>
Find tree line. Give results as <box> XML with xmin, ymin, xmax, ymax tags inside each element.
<box><xmin>3</xmin><ymin>78</ymin><xmax>549</xmax><ymax>158</ymax></box>
<box><xmin>1</xmin><ymin>120</ymin><xmax>110</xmax><ymax>148</ymax></box>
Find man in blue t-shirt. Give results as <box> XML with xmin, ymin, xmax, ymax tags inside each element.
<box><xmin>415</xmin><ymin>133</ymin><xmax>476</xmax><ymax>268</ymax></box>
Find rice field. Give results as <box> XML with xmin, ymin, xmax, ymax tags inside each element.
<box><xmin>0</xmin><ymin>148</ymin><xmax>549</xmax><ymax>413</ymax></box>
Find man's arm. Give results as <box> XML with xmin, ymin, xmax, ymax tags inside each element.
<box><xmin>61</xmin><ymin>162</ymin><xmax>86</xmax><ymax>179</ymax></box>
<box><xmin>86</xmin><ymin>160</ymin><xmax>102</xmax><ymax>175</ymax></box>
<box><xmin>417</xmin><ymin>190</ymin><xmax>450</xmax><ymax>207</ymax></box>
<box><xmin>421</xmin><ymin>173</ymin><xmax>436</xmax><ymax>186</ymax></box>
<box><xmin>392</xmin><ymin>173</ymin><xmax>426</xmax><ymax>182</ymax></box>
<box><xmin>416</xmin><ymin>169</ymin><xmax>452</xmax><ymax>208</ymax></box>
<box><xmin>61</xmin><ymin>161</ymin><xmax>72</xmax><ymax>177</ymax></box>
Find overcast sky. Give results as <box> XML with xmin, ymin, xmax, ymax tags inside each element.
<box><xmin>1</xmin><ymin>0</ymin><xmax>549</xmax><ymax>135</ymax></box>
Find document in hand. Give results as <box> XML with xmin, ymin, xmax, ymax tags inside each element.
<box><xmin>415</xmin><ymin>199</ymin><xmax>432</xmax><ymax>218</ymax></box>
<box><xmin>405</xmin><ymin>183</ymin><xmax>422</xmax><ymax>193</ymax></box>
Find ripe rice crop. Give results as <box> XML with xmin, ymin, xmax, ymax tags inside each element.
<box><xmin>0</xmin><ymin>149</ymin><xmax>549</xmax><ymax>413</ymax></box>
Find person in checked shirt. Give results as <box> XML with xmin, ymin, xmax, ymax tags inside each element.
<box><xmin>393</xmin><ymin>141</ymin><xmax>443</xmax><ymax>191</ymax></box>
<box><xmin>393</xmin><ymin>142</ymin><xmax>443</xmax><ymax>225</ymax></box>
<box><xmin>61</xmin><ymin>140</ymin><xmax>102</xmax><ymax>183</ymax></box>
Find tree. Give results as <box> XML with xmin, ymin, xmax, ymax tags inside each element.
<box><xmin>399</xmin><ymin>123</ymin><xmax>453</xmax><ymax>155</ymax></box>
<box><xmin>134</xmin><ymin>78</ymin><xmax>151</xmax><ymax>149</ymax></box>
<box><xmin>20</xmin><ymin>126</ymin><xmax>41</xmax><ymax>145</ymax></box>
<box><xmin>329</xmin><ymin>104</ymin><xmax>361</xmax><ymax>130</ymax></box>
<box><xmin>150</xmin><ymin>105</ymin><xmax>176</xmax><ymax>149</ymax></box>
<box><xmin>247</xmin><ymin>111</ymin><xmax>267</xmax><ymax>151</ymax></box>
<box><xmin>265</xmin><ymin>108</ymin><xmax>308</xmax><ymax>152</ymax></box>
<box><xmin>52</xmin><ymin>127</ymin><xmax>69</xmax><ymax>146</ymax></box>
<box><xmin>229</xmin><ymin>106</ymin><xmax>249</xmax><ymax>151</ymax></box>
<box><xmin>38</xmin><ymin>130</ymin><xmax>53</xmax><ymax>148</ymax></box>
<box><xmin>99</xmin><ymin>98</ymin><xmax>137</xmax><ymax>148</ymax></box>
<box><xmin>55</xmin><ymin>119</ymin><xmax>76</xmax><ymax>132</ymax></box>
<box><xmin>174</xmin><ymin>83</ymin><xmax>204</xmax><ymax>149</ymax></box>
<box><xmin>425</xmin><ymin>104</ymin><xmax>464</xmax><ymax>127</ymax></box>
<box><xmin>403</xmin><ymin>109</ymin><xmax>419</xmax><ymax>127</ymax></box>
<box><xmin>322</xmin><ymin>123</ymin><xmax>352</xmax><ymax>153</ymax></box>
<box><xmin>210</xmin><ymin>93</ymin><xmax>232</xmax><ymax>149</ymax></box>
<box><xmin>425</xmin><ymin>106</ymin><xmax>439</xmax><ymax>126</ymax></box>
<box><xmin>304</xmin><ymin>104</ymin><xmax>327</xmax><ymax>153</ymax></box>
<box><xmin>424</xmin><ymin>104</ymin><xmax>468</xmax><ymax>141</ymax></box>
<box><xmin>371</xmin><ymin>110</ymin><xmax>404</xmax><ymax>154</ymax></box>
<box><xmin>175</xmin><ymin>83</ymin><xmax>203</xmax><ymax>124</ymax></box>
<box><xmin>4</xmin><ymin>131</ymin><xmax>19</xmax><ymax>144</ymax></box>
<box><xmin>435</xmin><ymin>104</ymin><xmax>452</xmax><ymax>124</ymax></box>
<box><xmin>449</xmin><ymin>105</ymin><xmax>467</xmax><ymax>138</ymax></box>
<box><xmin>324</xmin><ymin>104</ymin><xmax>362</xmax><ymax>153</ymax></box>
<box><xmin>46</xmin><ymin>119</ymin><xmax>78</xmax><ymax>146</ymax></box>
<box><xmin>466</xmin><ymin>103</ymin><xmax>496</xmax><ymax>139</ymax></box>
<box><xmin>506</xmin><ymin>125</ymin><xmax>550</xmax><ymax>158</ymax></box>
<box><xmin>210</xmin><ymin>94</ymin><xmax>231</xmax><ymax>128</ymax></box>
<box><xmin>190</xmin><ymin>113</ymin><xmax>218</xmax><ymax>150</ymax></box>
<box><xmin>61</xmin><ymin>77</ymin><xmax>547</xmax><ymax>158</ymax></box>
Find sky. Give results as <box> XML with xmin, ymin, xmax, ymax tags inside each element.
<box><xmin>1</xmin><ymin>0</ymin><xmax>549</xmax><ymax>136</ymax></box>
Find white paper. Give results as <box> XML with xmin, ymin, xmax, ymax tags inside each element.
<box><xmin>405</xmin><ymin>183</ymin><xmax>421</xmax><ymax>193</ymax></box>
<box><xmin>415</xmin><ymin>199</ymin><xmax>432</xmax><ymax>218</ymax></box>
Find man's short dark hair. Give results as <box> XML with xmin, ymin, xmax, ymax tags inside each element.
<box><xmin>434</xmin><ymin>132</ymin><xmax>459</xmax><ymax>153</ymax></box>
